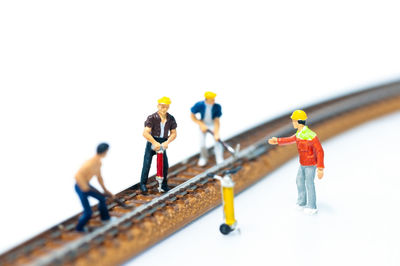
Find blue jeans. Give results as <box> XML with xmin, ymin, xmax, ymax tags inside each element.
<box><xmin>75</xmin><ymin>184</ymin><xmax>110</xmax><ymax>232</ymax></box>
<box><xmin>296</xmin><ymin>165</ymin><xmax>317</xmax><ymax>209</ymax></box>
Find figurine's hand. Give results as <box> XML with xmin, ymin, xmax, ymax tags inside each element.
<box><xmin>199</xmin><ymin>123</ymin><xmax>208</xmax><ymax>133</ymax></box>
<box><xmin>317</xmin><ymin>168</ymin><xmax>324</xmax><ymax>179</ymax></box>
<box><xmin>268</xmin><ymin>137</ymin><xmax>278</xmax><ymax>145</ymax></box>
<box><xmin>153</xmin><ymin>142</ymin><xmax>161</xmax><ymax>151</ymax></box>
<box><xmin>105</xmin><ymin>190</ymin><xmax>114</xmax><ymax>198</ymax></box>
<box><xmin>214</xmin><ymin>132</ymin><xmax>220</xmax><ymax>141</ymax></box>
<box><xmin>162</xmin><ymin>142</ymin><xmax>168</xmax><ymax>150</ymax></box>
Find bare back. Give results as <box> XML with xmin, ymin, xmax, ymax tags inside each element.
<box><xmin>75</xmin><ymin>156</ymin><xmax>101</xmax><ymax>190</ymax></box>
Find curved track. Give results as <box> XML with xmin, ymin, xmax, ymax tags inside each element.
<box><xmin>1</xmin><ymin>81</ymin><xmax>400</xmax><ymax>266</ymax></box>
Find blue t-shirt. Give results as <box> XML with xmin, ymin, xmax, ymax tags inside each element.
<box><xmin>190</xmin><ymin>101</ymin><xmax>222</xmax><ymax>120</ymax></box>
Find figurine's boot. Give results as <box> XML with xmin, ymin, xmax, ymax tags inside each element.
<box><xmin>198</xmin><ymin>147</ymin><xmax>209</xmax><ymax>167</ymax></box>
<box><xmin>140</xmin><ymin>177</ymin><xmax>148</xmax><ymax>193</ymax></box>
<box><xmin>214</xmin><ymin>142</ymin><xmax>224</xmax><ymax>165</ymax></box>
<box><xmin>304</xmin><ymin>208</ymin><xmax>318</xmax><ymax>215</ymax></box>
<box><xmin>140</xmin><ymin>183</ymin><xmax>148</xmax><ymax>193</ymax></box>
<box><xmin>161</xmin><ymin>179</ymin><xmax>170</xmax><ymax>192</ymax></box>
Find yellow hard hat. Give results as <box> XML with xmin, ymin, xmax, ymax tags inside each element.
<box><xmin>158</xmin><ymin>96</ymin><xmax>171</xmax><ymax>105</ymax></box>
<box><xmin>291</xmin><ymin>110</ymin><xmax>307</xmax><ymax>120</ymax></box>
<box><xmin>204</xmin><ymin>91</ymin><xmax>217</xmax><ymax>99</ymax></box>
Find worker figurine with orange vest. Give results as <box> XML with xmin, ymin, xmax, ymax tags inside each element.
<box><xmin>139</xmin><ymin>97</ymin><xmax>177</xmax><ymax>193</ymax></box>
<box><xmin>190</xmin><ymin>91</ymin><xmax>224</xmax><ymax>166</ymax></box>
<box><xmin>268</xmin><ymin>110</ymin><xmax>324</xmax><ymax>215</ymax></box>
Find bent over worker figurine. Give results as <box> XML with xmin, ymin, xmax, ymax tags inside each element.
<box><xmin>268</xmin><ymin>110</ymin><xmax>324</xmax><ymax>215</ymax></box>
<box><xmin>74</xmin><ymin>143</ymin><xmax>114</xmax><ymax>232</ymax></box>
<box><xmin>190</xmin><ymin>91</ymin><xmax>224</xmax><ymax>166</ymax></box>
<box><xmin>139</xmin><ymin>96</ymin><xmax>177</xmax><ymax>193</ymax></box>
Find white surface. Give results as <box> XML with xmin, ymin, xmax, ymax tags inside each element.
<box><xmin>1</xmin><ymin>0</ymin><xmax>400</xmax><ymax>254</ymax></box>
<box><xmin>130</xmin><ymin>111</ymin><xmax>400</xmax><ymax>266</ymax></box>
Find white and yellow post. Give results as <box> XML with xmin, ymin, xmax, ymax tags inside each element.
<box><xmin>214</xmin><ymin>172</ymin><xmax>239</xmax><ymax>235</ymax></box>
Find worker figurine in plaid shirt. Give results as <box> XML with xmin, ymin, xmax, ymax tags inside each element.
<box><xmin>268</xmin><ymin>110</ymin><xmax>324</xmax><ymax>215</ymax></box>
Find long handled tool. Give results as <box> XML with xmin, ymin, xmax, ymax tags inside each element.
<box><xmin>206</xmin><ymin>129</ymin><xmax>240</xmax><ymax>157</ymax></box>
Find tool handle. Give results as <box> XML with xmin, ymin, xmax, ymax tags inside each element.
<box><xmin>206</xmin><ymin>129</ymin><xmax>221</xmax><ymax>143</ymax></box>
<box><xmin>206</xmin><ymin>129</ymin><xmax>235</xmax><ymax>155</ymax></box>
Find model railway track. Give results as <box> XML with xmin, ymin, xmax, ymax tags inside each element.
<box><xmin>1</xmin><ymin>82</ymin><xmax>400</xmax><ymax>266</ymax></box>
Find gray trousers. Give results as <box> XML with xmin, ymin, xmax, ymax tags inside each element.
<box><xmin>296</xmin><ymin>165</ymin><xmax>317</xmax><ymax>209</ymax></box>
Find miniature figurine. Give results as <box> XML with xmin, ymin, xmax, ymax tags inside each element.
<box><xmin>139</xmin><ymin>96</ymin><xmax>177</xmax><ymax>193</ymax></box>
<box><xmin>74</xmin><ymin>143</ymin><xmax>114</xmax><ymax>232</ymax></box>
<box><xmin>268</xmin><ymin>110</ymin><xmax>324</xmax><ymax>215</ymax></box>
<box><xmin>190</xmin><ymin>91</ymin><xmax>224</xmax><ymax>166</ymax></box>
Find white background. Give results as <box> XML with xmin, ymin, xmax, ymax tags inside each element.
<box><xmin>0</xmin><ymin>0</ymin><xmax>399</xmax><ymax>259</ymax></box>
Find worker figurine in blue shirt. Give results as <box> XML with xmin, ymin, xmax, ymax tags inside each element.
<box><xmin>190</xmin><ymin>91</ymin><xmax>224</xmax><ymax>166</ymax></box>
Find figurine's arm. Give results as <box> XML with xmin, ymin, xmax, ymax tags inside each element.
<box><xmin>143</xmin><ymin>126</ymin><xmax>161</xmax><ymax>151</ymax></box>
<box><xmin>190</xmin><ymin>113</ymin><xmax>208</xmax><ymax>132</ymax></box>
<box><xmin>312</xmin><ymin>136</ymin><xmax>325</xmax><ymax>179</ymax></box>
<box><xmin>277</xmin><ymin>135</ymin><xmax>297</xmax><ymax>145</ymax></box>
<box><xmin>162</xmin><ymin>129</ymin><xmax>177</xmax><ymax>149</ymax></box>
<box><xmin>213</xmin><ymin>118</ymin><xmax>220</xmax><ymax>141</ymax></box>
<box><xmin>96</xmin><ymin>169</ymin><xmax>113</xmax><ymax>197</ymax></box>
<box><xmin>268</xmin><ymin>135</ymin><xmax>296</xmax><ymax>145</ymax></box>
